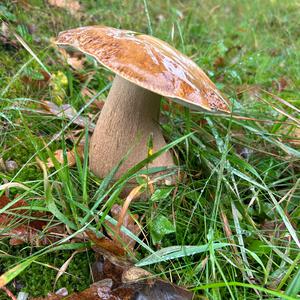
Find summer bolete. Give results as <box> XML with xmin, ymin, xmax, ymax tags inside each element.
<box><xmin>56</xmin><ymin>26</ymin><xmax>230</xmax><ymax>180</ymax></box>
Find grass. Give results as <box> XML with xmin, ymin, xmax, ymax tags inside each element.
<box><xmin>0</xmin><ymin>0</ymin><xmax>299</xmax><ymax>299</ymax></box>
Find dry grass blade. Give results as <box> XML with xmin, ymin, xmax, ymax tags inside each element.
<box><xmin>14</xmin><ymin>33</ymin><xmax>51</xmax><ymax>77</ymax></box>
<box><xmin>256</xmin><ymin>96</ymin><xmax>300</xmax><ymax>126</ymax></box>
<box><xmin>220</xmin><ymin>210</ymin><xmax>239</xmax><ymax>256</ymax></box>
<box><xmin>115</xmin><ymin>185</ymin><xmax>143</xmax><ymax>240</ymax></box>
<box><xmin>106</xmin><ymin>204</ymin><xmax>141</xmax><ymax>252</ymax></box>
<box><xmin>54</xmin><ymin>250</ymin><xmax>82</xmax><ymax>287</ymax></box>
<box><xmin>262</xmin><ymin>89</ymin><xmax>300</xmax><ymax>114</ymax></box>
<box><xmin>0</xmin><ymin>182</ymin><xmax>29</xmax><ymax>191</ymax></box>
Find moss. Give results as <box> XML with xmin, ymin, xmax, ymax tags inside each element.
<box><xmin>0</xmin><ymin>241</ymin><xmax>94</xmax><ymax>299</ymax></box>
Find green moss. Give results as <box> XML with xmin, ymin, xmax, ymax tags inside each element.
<box><xmin>0</xmin><ymin>242</ymin><xmax>94</xmax><ymax>299</ymax></box>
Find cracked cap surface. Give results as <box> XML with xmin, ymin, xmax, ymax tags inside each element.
<box><xmin>56</xmin><ymin>25</ymin><xmax>230</xmax><ymax>113</ymax></box>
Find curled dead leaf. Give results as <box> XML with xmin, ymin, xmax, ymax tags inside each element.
<box><xmin>46</xmin><ymin>146</ymin><xmax>83</xmax><ymax>168</ymax></box>
<box><xmin>105</xmin><ymin>204</ymin><xmax>141</xmax><ymax>253</ymax></box>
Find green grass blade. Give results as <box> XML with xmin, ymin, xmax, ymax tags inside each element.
<box><xmin>194</xmin><ymin>282</ymin><xmax>297</xmax><ymax>300</ymax></box>
<box><xmin>285</xmin><ymin>269</ymin><xmax>300</xmax><ymax>297</ymax></box>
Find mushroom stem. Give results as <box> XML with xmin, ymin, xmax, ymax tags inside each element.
<box><xmin>89</xmin><ymin>75</ymin><xmax>175</xmax><ymax>180</ymax></box>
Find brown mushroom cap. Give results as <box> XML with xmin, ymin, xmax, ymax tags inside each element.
<box><xmin>56</xmin><ymin>25</ymin><xmax>230</xmax><ymax>113</ymax></box>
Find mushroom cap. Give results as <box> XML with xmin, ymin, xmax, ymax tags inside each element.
<box><xmin>56</xmin><ymin>26</ymin><xmax>230</xmax><ymax>113</ymax></box>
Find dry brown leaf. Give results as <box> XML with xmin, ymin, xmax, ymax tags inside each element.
<box><xmin>58</xmin><ymin>48</ymin><xmax>85</xmax><ymax>70</ymax></box>
<box><xmin>0</xmin><ymin>195</ymin><xmax>65</xmax><ymax>246</ymax></box>
<box><xmin>122</xmin><ymin>267</ymin><xmax>152</xmax><ymax>283</ymax></box>
<box><xmin>213</xmin><ymin>56</ymin><xmax>225</xmax><ymax>69</ymax></box>
<box><xmin>105</xmin><ymin>204</ymin><xmax>141</xmax><ymax>253</ymax></box>
<box><xmin>48</xmin><ymin>0</ymin><xmax>82</xmax><ymax>17</ymax></box>
<box><xmin>40</xmin><ymin>100</ymin><xmax>95</xmax><ymax>132</ymax></box>
<box><xmin>46</xmin><ymin>146</ymin><xmax>83</xmax><ymax>168</ymax></box>
<box><xmin>86</xmin><ymin>230</ymin><xmax>126</xmax><ymax>259</ymax></box>
<box><xmin>90</xmin><ymin>258</ymin><xmax>193</xmax><ymax>300</ymax></box>
<box><xmin>272</xmin><ymin>77</ymin><xmax>289</xmax><ymax>93</ymax></box>
<box><xmin>81</xmin><ymin>87</ymin><xmax>105</xmax><ymax>110</ymax></box>
<box><xmin>22</xmin><ymin>69</ymin><xmax>51</xmax><ymax>89</ymax></box>
<box><xmin>80</xmin><ymin>87</ymin><xmax>96</xmax><ymax>99</ymax></box>
<box><xmin>52</xmin><ymin>129</ymin><xmax>83</xmax><ymax>143</ymax></box>
<box><xmin>0</xmin><ymin>195</ymin><xmax>28</xmax><ymax>224</ymax></box>
<box><xmin>66</xmin><ymin>55</ymin><xmax>85</xmax><ymax>70</ymax></box>
<box><xmin>33</xmin><ymin>251</ymin><xmax>193</xmax><ymax>300</ymax></box>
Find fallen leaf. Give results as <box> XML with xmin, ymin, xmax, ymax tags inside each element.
<box><xmin>105</xmin><ymin>204</ymin><xmax>141</xmax><ymax>252</ymax></box>
<box><xmin>48</xmin><ymin>0</ymin><xmax>82</xmax><ymax>17</ymax></box>
<box><xmin>92</xmin><ymin>258</ymin><xmax>124</xmax><ymax>284</ymax></box>
<box><xmin>0</xmin><ymin>195</ymin><xmax>28</xmax><ymax>224</ymax></box>
<box><xmin>22</xmin><ymin>69</ymin><xmax>50</xmax><ymax>90</ymax></box>
<box><xmin>213</xmin><ymin>56</ymin><xmax>225</xmax><ymax>69</ymax></box>
<box><xmin>81</xmin><ymin>87</ymin><xmax>106</xmax><ymax>111</ymax></box>
<box><xmin>46</xmin><ymin>146</ymin><xmax>83</xmax><ymax>168</ymax></box>
<box><xmin>272</xmin><ymin>77</ymin><xmax>288</xmax><ymax>93</ymax></box>
<box><xmin>51</xmin><ymin>129</ymin><xmax>84</xmax><ymax>144</ymax></box>
<box><xmin>67</xmin><ymin>55</ymin><xmax>85</xmax><ymax>70</ymax></box>
<box><xmin>121</xmin><ymin>266</ymin><xmax>152</xmax><ymax>283</ymax></box>
<box><xmin>0</xmin><ymin>195</ymin><xmax>65</xmax><ymax>246</ymax></box>
<box><xmin>33</xmin><ymin>249</ymin><xmax>193</xmax><ymax>300</ymax></box>
<box><xmin>86</xmin><ymin>231</ymin><xmax>126</xmax><ymax>259</ymax></box>
<box><xmin>90</xmin><ymin>257</ymin><xmax>193</xmax><ymax>300</ymax></box>
<box><xmin>40</xmin><ymin>100</ymin><xmax>95</xmax><ymax>132</ymax></box>
<box><xmin>32</xmin><ymin>279</ymin><xmax>134</xmax><ymax>300</ymax></box>
<box><xmin>80</xmin><ymin>87</ymin><xmax>96</xmax><ymax>99</ymax></box>
<box><xmin>58</xmin><ymin>48</ymin><xmax>85</xmax><ymax>70</ymax></box>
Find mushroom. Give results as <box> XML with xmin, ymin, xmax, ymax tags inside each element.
<box><xmin>56</xmin><ymin>26</ymin><xmax>230</xmax><ymax>180</ymax></box>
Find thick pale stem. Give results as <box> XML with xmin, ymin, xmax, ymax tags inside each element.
<box><xmin>89</xmin><ymin>75</ymin><xmax>175</xmax><ymax>180</ymax></box>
